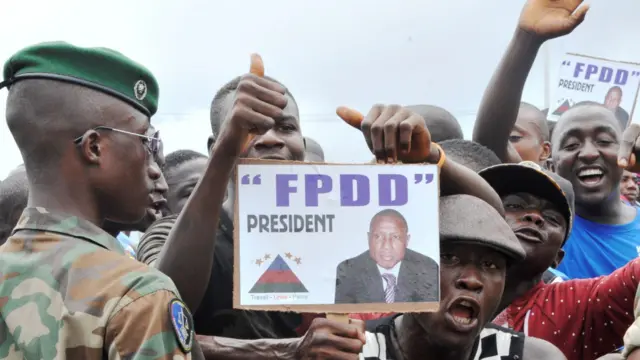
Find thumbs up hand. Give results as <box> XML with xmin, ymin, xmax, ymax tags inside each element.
<box><xmin>337</xmin><ymin>104</ymin><xmax>441</xmax><ymax>164</ymax></box>
<box><xmin>215</xmin><ymin>54</ymin><xmax>287</xmax><ymax>156</ymax></box>
<box><xmin>618</xmin><ymin>123</ymin><xmax>640</xmax><ymax>172</ymax></box>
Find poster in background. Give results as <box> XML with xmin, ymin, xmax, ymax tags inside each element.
<box><xmin>548</xmin><ymin>53</ymin><xmax>640</xmax><ymax>129</ymax></box>
<box><xmin>233</xmin><ymin>160</ymin><xmax>440</xmax><ymax>313</ymax></box>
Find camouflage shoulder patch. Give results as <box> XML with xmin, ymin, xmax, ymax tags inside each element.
<box><xmin>169</xmin><ymin>298</ymin><xmax>193</xmax><ymax>353</ymax></box>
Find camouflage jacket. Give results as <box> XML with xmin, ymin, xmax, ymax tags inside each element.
<box><xmin>0</xmin><ymin>207</ymin><xmax>195</xmax><ymax>359</ymax></box>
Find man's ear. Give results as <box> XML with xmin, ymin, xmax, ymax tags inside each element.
<box><xmin>80</xmin><ymin>130</ymin><xmax>102</xmax><ymax>165</ymax></box>
<box><xmin>207</xmin><ymin>135</ymin><xmax>214</xmax><ymax>153</ymax></box>
<box><xmin>540</xmin><ymin>141</ymin><xmax>551</xmax><ymax>162</ymax></box>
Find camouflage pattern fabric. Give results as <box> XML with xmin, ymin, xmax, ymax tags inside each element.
<box><xmin>0</xmin><ymin>207</ymin><xmax>194</xmax><ymax>359</ymax></box>
<box><xmin>624</xmin><ymin>287</ymin><xmax>640</xmax><ymax>357</ymax></box>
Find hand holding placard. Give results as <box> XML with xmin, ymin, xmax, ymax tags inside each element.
<box><xmin>294</xmin><ymin>318</ymin><xmax>365</xmax><ymax>359</ymax></box>
<box><xmin>337</xmin><ymin>105</ymin><xmax>441</xmax><ymax>164</ymax></box>
<box><xmin>216</xmin><ymin>54</ymin><xmax>287</xmax><ymax>156</ymax></box>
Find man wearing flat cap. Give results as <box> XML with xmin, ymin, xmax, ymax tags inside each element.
<box><xmin>0</xmin><ymin>42</ymin><xmax>201</xmax><ymax>359</ymax></box>
<box><xmin>360</xmin><ymin>195</ymin><xmax>566</xmax><ymax>359</ymax></box>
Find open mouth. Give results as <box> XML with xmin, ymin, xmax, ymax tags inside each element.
<box><xmin>577</xmin><ymin>167</ymin><xmax>605</xmax><ymax>187</ymax></box>
<box><xmin>515</xmin><ymin>227</ymin><xmax>543</xmax><ymax>244</ymax></box>
<box><xmin>445</xmin><ymin>298</ymin><xmax>479</xmax><ymax>331</ymax></box>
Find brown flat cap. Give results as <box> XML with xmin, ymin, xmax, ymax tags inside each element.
<box><xmin>440</xmin><ymin>194</ymin><xmax>525</xmax><ymax>261</ymax></box>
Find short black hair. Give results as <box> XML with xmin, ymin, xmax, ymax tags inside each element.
<box><xmin>0</xmin><ymin>169</ymin><xmax>29</xmax><ymax>245</ymax></box>
<box><xmin>210</xmin><ymin>75</ymin><xmax>298</xmax><ymax>142</ymax></box>
<box><xmin>6</xmin><ymin>79</ymin><xmax>133</xmax><ymax>177</ymax></box>
<box><xmin>162</xmin><ymin>150</ymin><xmax>207</xmax><ymax>179</ymax></box>
<box><xmin>405</xmin><ymin>104</ymin><xmax>463</xmax><ymax>142</ymax></box>
<box><xmin>551</xmin><ymin>101</ymin><xmax>618</xmax><ymax>146</ymax></box>
<box><xmin>519</xmin><ymin>102</ymin><xmax>550</xmax><ymax>142</ymax></box>
<box><xmin>369</xmin><ymin>209</ymin><xmax>408</xmax><ymax>232</ymax></box>
<box><xmin>440</xmin><ymin>139</ymin><xmax>502</xmax><ymax>173</ymax></box>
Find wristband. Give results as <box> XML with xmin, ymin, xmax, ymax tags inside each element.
<box><xmin>431</xmin><ymin>143</ymin><xmax>446</xmax><ymax>169</ymax></box>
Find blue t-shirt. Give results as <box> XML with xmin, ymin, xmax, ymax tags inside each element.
<box><xmin>558</xmin><ymin>208</ymin><xmax>640</xmax><ymax>279</ymax></box>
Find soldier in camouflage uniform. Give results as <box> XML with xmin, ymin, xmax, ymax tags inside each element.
<box><xmin>0</xmin><ymin>42</ymin><xmax>201</xmax><ymax>359</ymax></box>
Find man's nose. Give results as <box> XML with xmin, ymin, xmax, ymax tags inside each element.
<box><xmin>522</xmin><ymin>211</ymin><xmax>545</xmax><ymax>227</ymax></box>
<box><xmin>455</xmin><ymin>265</ymin><xmax>484</xmax><ymax>293</ymax></box>
<box><xmin>148</xmin><ymin>161</ymin><xmax>162</xmax><ymax>182</ymax></box>
<box><xmin>254</xmin><ymin>129</ymin><xmax>285</xmax><ymax>150</ymax></box>
<box><xmin>577</xmin><ymin>140</ymin><xmax>600</xmax><ymax>162</ymax></box>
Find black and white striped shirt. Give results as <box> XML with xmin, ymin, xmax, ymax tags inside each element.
<box><xmin>360</xmin><ymin>317</ymin><xmax>524</xmax><ymax>360</ymax></box>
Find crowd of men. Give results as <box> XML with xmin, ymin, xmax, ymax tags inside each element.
<box><xmin>2</xmin><ymin>0</ymin><xmax>640</xmax><ymax>359</ymax></box>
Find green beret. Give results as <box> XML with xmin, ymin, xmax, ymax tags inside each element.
<box><xmin>0</xmin><ymin>41</ymin><xmax>159</xmax><ymax>116</ymax></box>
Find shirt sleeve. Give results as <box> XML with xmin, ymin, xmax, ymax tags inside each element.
<box><xmin>136</xmin><ymin>235</ymin><xmax>164</xmax><ymax>267</ymax></box>
<box><xmin>105</xmin><ymin>289</ymin><xmax>195</xmax><ymax>360</ymax></box>
<box><xmin>136</xmin><ymin>217</ymin><xmax>176</xmax><ymax>266</ymax></box>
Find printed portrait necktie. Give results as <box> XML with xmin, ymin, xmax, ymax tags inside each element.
<box><xmin>382</xmin><ymin>273</ymin><xmax>396</xmax><ymax>303</ymax></box>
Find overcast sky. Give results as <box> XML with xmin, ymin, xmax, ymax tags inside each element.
<box><xmin>1</xmin><ymin>0</ymin><xmax>640</xmax><ymax>178</ymax></box>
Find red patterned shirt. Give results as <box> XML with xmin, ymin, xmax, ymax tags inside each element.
<box><xmin>493</xmin><ymin>258</ymin><xmax>640</xmax><ymax>360</ymax></box>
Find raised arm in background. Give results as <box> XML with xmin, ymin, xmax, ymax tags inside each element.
<box><xmin>472</xmin><ymin>0</ymin><xmax>588</xmax><ymax>163</ymax></box>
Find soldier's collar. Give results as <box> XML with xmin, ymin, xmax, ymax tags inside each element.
<box><xmin>12</xmin><ymin>207</ymin><xmax>126</xmax><ymax>255</ymax></box>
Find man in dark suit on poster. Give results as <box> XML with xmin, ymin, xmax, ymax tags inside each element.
<box><xmin>334</xmin><ymin>209</ymin><xmax>439</xmax><ymax>304</ymax></box>
<box><xmin>604</xmin><ymin>85</ymin><xmax>630</xmax><ymax>129</ymax></box>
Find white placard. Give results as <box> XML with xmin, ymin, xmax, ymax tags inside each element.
<box><xmin>548</xmin><ymin>53</ymin><xmax>640</xmax><ymax>129</ymax></box>
<box><xmin>233</xmin><ymin>161</ymin><xmax>440</xmax><ymax>313</ymax></box>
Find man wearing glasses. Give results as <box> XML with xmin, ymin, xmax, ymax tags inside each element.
<box><xmin>0</xmin><ymin>42</ymin><xmax>201</xmax><ymax>359</ymax></box>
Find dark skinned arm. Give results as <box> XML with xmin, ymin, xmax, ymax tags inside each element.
<box><xmin>155</xmin><ymin>141</ymin><xmax>237</xmax><ymax>311</ymax></box>
<box><xmin>472</xmin><ymin>28</ymin><xmax>543</xmax><ymax>163</ymax></box>
<box><xmin>336</xmin><ymin>105</ymin><xmax>504</xmax><ymax>214</ymax></box>
<box><xmin>197</xmin><ymin>317</ymin><xmax>366</xmax><ymax>360</ymax></box>
<box><xmin>197</xmin><ymin>336</ymin><xmax>298</xmax><ymax>360</ymax></box>
<box><xmin>192</xmin><ymin>340</ymin><xmax>206</xmax><ymax>360</ymax></box>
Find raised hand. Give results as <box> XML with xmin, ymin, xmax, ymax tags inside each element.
<box><xmin>216</xmin><ymin>54</ymin><xmax>287</xmax><ymax>156</ymax></box>
<box><xmin>618</xmin><ymin>123</ymin><xmax>640</xmax><ymax>172</ymax></box>
<box><xmin>337</xmin><ymin>104</ymin><xmax>440</xmax><ymax>164</ymax></box>
<box><xmin>519</xmin><ymin>0</ymin><xmax>589</xmax><ymax>39</ymax></box>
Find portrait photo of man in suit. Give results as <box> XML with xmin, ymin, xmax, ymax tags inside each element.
<box><xmin>603</xmin><ymin>85</ymin><xmax>630</xmax><ymax>129</ymax></box>
<box><xmin>334</xmin><ymin>209</ymin><xmax>439</xmax><ymax>304</ymax></box>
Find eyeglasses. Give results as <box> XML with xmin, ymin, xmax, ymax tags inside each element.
<box><xmin>74</xmin><ymin>126</ymin><xmax>162</xmax><ymax>157</ymax></box>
